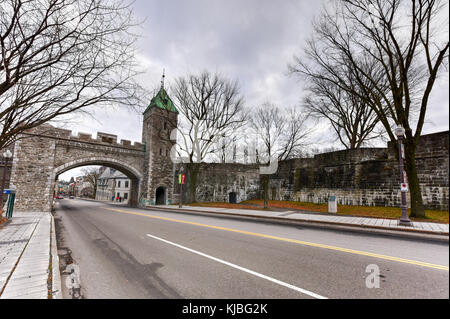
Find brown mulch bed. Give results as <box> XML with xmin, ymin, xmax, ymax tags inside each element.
<box><xmin>0</xmin><ymin>216</ymin><xmax>8</xmax><ymax>227</ymax></box>
<box><xmin>187</xmin><ymin>200</ymin><xmax>449</xmax><ymax>224</ymax></box>
<box><xmin>242</xmin><ymin>200</ymin><xmax>449</xmax><ymax>223</ymax></box>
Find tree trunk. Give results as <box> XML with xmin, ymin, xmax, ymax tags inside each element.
<box><xmin>187</xmin><ymin>164</ymin><xmax>200</xmax><ymax>203</ymax></box>
<box><xmin>404</xmin><ymin>141</ymin><xmax>426</xmax><ymax>218</ymax></box>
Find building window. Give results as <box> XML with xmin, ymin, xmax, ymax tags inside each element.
<box><xmin>160</xmin><ymin>148</ymin><xmax>162</xmax><ymax>156</ymax></box>
<box><xmin>165</xmin><ymin>149</ymin><xmax>168</xmax><ymax>156</ymax></box>
<box><xmin>124</xmin><ymin>193</ymin><xmax>128</xmax><ymax>200</ymax></box>
<box><xmin>164</xmin><ymin>122</ymin><xmax>167</xmax><ymax>130</ymax></box>
<box><xmin>125</xmin><ymin>181</ymin><xmax>129</xmax><ymax>188</ymax></box>
<box><xmin>117</xmin><ymin>181</ymin><xmax>121</xmax><ymax>187</ymax></box>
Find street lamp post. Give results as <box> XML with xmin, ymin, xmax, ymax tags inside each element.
<box><xmin>395</xmin><ymin>126</ymin><xmax>412</xmax><ymax>226</ymax></box>
<box><xmin>1</xmin><ymin>150</ymin><xmax>13</xmax><ymax>212</ymax></box>
<box><xmin>179</xmin><ymin>166</ymin><xmax>185</xmax><ymax>208</ymax></box>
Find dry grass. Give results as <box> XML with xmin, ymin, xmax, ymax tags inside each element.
<box><xmin>188</xmin><ymin>200</ymin><xmax>448</xmax><ymax>223</ymax></box>
<box><xmin>0</xmin><ymin>215</ymin><xmax>8</xmax><ymax>227</ymax></box>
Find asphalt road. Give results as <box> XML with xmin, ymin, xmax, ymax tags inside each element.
<box><xmin>54</xmin><ymin>199</ymin><xmax>449</xmax><ymax>299</ymax></box>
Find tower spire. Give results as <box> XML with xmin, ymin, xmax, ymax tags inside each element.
<box><xmin>161</xmin><ymin>69</ymin><xmax>165</xmax><ymax>89</ymax></box>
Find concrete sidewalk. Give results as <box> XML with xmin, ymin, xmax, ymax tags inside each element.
<box><xmin>0</xmin><ymin>212</ymin><xmax>61</xmax><ymax>299</ymax></box>
<box><xmin>148</xmin><ymin>205</ymin><xmax>449</xmax><ymax>237</ymax></box>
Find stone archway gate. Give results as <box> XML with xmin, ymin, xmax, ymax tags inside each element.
<box><xmin>10</xmin><ymin>125</ymin><xmax>145</xmax><ymax>212</ymax></box>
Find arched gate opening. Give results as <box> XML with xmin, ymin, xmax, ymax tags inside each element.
<box><xmin>53</xmin><ymin>158</ymin><xmax>142</xmax><ymax>208</ymax></box>
<box><xmin>155</xmin><ymin>187</ymin><xmax>167</xmax><ymax>205</ymax></box>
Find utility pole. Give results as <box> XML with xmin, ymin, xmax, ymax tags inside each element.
<box><xmin>179</xmin><ymin>166</ymin><xmax>185</xmax><ymax>208</ymax></box>
<box><xmin>395</xmin><ymin>126</ymin><xmax>412</xmax><ymax>226</ymax></box>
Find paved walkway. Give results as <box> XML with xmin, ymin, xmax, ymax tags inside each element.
<box><xmin>150</xmin><ymin>205</ymin><xmax>449</xmax><ymax>236</ymax></box>
<box><xmin>0</xmin><ymin>212</ymin><xmax>60</xmax><ymax>299</ymax></box>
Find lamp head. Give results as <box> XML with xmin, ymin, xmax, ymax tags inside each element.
<box><xmin>3</xmin><ymin>150</ymin><xmax>12</xmax><ymax>158</ymax></box>
<box><xmin>394</xmin><ymin>126</ymin><xmax>405</xmax><ymax>137</ymax></box>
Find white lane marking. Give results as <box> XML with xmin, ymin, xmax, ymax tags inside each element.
<box><xmin>146</xmin><ymin>233</ymin><xmax>328</xmax><ymax>299</ymax></box>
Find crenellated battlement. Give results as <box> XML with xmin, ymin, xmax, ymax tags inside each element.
<box><xmin>24</xmin><ymin>124</ymin><xmax>144</xmax><ymax>151</ymax></box>
<box><xmin>11</xmin><ymin>87</ymin><xmax>178</xmax><ymax>212</ymax></box>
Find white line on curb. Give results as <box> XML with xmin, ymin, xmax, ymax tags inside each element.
<box><xmin>146</xmin><ymin>233</ymin><xmax>328</xmax><ymax>299</ymax></box>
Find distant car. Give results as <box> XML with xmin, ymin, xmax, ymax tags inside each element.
<box><xmin>69</xmin><ymin>195</ymin><xmax>75</xmax><ymax>199</ymax></box>
<box><xmin>56</xmin><ymin>195</ymin><xmax>64</xmax><ymax>199</ymax></box>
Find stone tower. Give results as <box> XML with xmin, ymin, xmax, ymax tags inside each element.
<box><xmin>142</xmin><ymin>81</ymin><xmax>178</xmax><ymax>205</ymax></box>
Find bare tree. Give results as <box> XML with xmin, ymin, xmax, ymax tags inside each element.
<box><xmin>211</xmin><ymin>134</ymin><xmax>238</xmax><ymax>163</ymax></box>
<box><xmin>81</xmin><ymin>167</ymin><xmax>100</xmax><ymax>199</ymax></box>
<box><xmin>249</xmin><ymin>104</ymin><xmax>285</xmax><ymax>164</ymax></box>
<box><xmin>249</xmin><ymin>103</ymin><xmax>313</xmax><ymax>208</ymax></box>
<box><xmin>249</xmin><ymin>103</ymin><xmax>312</xmax><ymax>162</ymax></box>
<box><xmin>171</xmin><ymin>71</ymin><xmax>246</xmax><ymax>202</ymax></box>
<box><xmin>301</xmin><ymin>61</ymin><xmax>387</xmax><ymax>149</ymax></box>
<box><xmin>290</xmin><ymin>0</ymin><xmax>449</xmax><ymax>217</ymax></box>
<box><xmin>0</xmin><ymin>0</ymin><xmax>145</xmax><ymax>150</ymax></box>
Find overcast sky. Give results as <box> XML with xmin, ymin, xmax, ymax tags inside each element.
<box><xmin>59</xmin><ymin>0</ymin><xmax>449</xmax><ymax>180</ymax></box>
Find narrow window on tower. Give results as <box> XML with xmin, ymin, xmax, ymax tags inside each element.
<box><xmin>166</xmin><ymin>149</ymin><xmax>168</xmax><ymax>156</ymax></box>
<box><xmin>164</xmin><ymin>122</ymin><xmax>167</xmax><ymax>130</ymax></box>
<box><xmin>159</xmin><ymin>148</ymin><xmax>162</xmax><ymax>156</ymax></box>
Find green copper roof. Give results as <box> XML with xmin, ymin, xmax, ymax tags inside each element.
<box><xmin>144</xmin><ymin>87</ymin><xmax>178</xmax><ymax>114</ymax></box>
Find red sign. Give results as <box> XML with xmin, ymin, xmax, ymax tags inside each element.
<box><xmin>400</xmin><ymin>183</ymin><xmax>409</xmax><ymax>192</ymax></box>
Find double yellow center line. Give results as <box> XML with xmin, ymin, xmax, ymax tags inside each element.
<box><xmin>102</xmin><ymin>207</ymin><xmax>449</xmax><ymax>271</ymax></box>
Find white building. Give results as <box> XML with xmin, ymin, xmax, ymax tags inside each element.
<box><xmin>96</xmin><ymin>167</ymin><xmax>131</xmax><ymax>204</ymax></box>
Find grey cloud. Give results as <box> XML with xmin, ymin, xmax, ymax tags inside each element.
<box><xmin>60</xmin><ymin>0</ymin><xmax>448</xmax><ymax>172</ymax></box>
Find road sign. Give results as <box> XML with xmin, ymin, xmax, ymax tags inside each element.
<box><xmin>328</xmin><ymin>195</ymin><xmax>337</xmax><ymax>213</ymax></box>
<box><xmin>400</xmin><ymin>183</ymin><xmax>409</xmax><ymax>192</ymax></box>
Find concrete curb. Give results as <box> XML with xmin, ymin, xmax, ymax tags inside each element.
<box><xmin>145</xmin><ymin>206</ymin><xmax>449</xmax><ymax>240</ymax></box>
<box><xmin>50</xmin><ymin>215</ymin><xmax>62</xmax><ymax>299</ymax></box>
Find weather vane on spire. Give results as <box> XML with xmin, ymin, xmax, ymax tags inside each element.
<box><xmin>161</xmin><ymin>68</ymin><xmax>165</xmax><ymax>89</ymax></box>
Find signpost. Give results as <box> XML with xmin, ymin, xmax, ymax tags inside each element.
<box><xmin>179</xmin><ymin>166</ymin><xmax>185</xmax><ymax>208</ymax></box>
<box><xmin>328</xmin><ymin>195</ymin><xmax>337</xmax><ymax>214</ymax></box>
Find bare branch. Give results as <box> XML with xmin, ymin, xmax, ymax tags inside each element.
<box><xmin>0</xmin><ymin>0</ymin><xmax>147</xmax><ymax>149</ymax></box>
